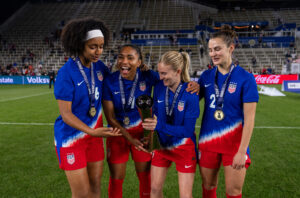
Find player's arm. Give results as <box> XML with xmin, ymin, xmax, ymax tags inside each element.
<box><xmin>143</xmin><ymin>94</ymin><xmax>199</xmax><ymax>138</ymax></box>
<box><xmin>102</xmin><ymin>100</ymin><xmax>148</xmax><ymax>152</ymax></box>
<box><xmin>185</xmin><ymin>81</ymin><xmax>200</xmax><ymax>94</ymax></box>
<box><xmin>197</xmin><ymin>73</ymin><xmax>205</xmax><ymax>100</ymax></box>
<box><xmin>232</xmin><ymin>102</ymin><xmax>257</xmax><ymax>169</ymax></box>
<box><xmin>58</xmin><ymin>100</ymin><xmax>120</xmax><ymax>137</ymax></box>
<box><xmin>146</xmin><ymin>117</ymin><xmax>197</xmax><ymax>138</ymax></box>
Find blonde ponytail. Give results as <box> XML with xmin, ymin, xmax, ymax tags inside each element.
<box><xmin>180</xmin><ymin>52</ymin><xmax>190</xmax><ymax>82</ymax></box>
<box><xmin>159</xmin><ymin>51</ymin><xmax>191</xmax><ymax>82</ymax></box>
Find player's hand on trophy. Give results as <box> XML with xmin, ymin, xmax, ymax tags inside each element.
<box><xmin>140</xmin><ymin>135</ymin><xmax>150</xmax><ymax>148</ymax></box>
<box><xmin>142</xmin><ymin>115</ymin><xmax>157</xmax><ymax>131</ymax></box>
<box><xmin>131</xmin><ymin>138</ymin><xmax>149</xmax><ymax>153</ymax></box>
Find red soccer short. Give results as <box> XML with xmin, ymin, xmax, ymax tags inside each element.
<box><xmin>151</xmin><ymin>144</ymin><xmax>197</xmax><ymax>173</ymax></box>
<box><xmin>106</xmin><ymin>132</ymin><xmax>152</xmax><ymax>164</ymax></box>
<box><xmin>55</xmin><ymin>136</ymin><xmax>104</xmax><ymax>171</ymax></box>
<box><xmin>198</xmin><ymin>150</ymin><xmax>251</xmax><ymax>169</ymax></box>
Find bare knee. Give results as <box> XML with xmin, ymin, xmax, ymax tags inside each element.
<box><xmin>203</xmin><ymin>181</ymin><xmax>217</xmax><ymax>190</ymax></box>
<box><xmin>151</xmin><ymin>183</ymin><xmax>163</xmax><ymax>196</ymax></box>
<box><xmin>71</xmin><ymin>186</ymin><xmax>90</xmax><ymax>198</ymax></box>
<box><xmin>226</xmin><ymin>184</ymin><xmax>242</xmax><ymax>196</ymax></box>
<box><xmin>200</xmin><ymin>168</ymin><xmax>219</xmax><ymax>190</ymax></box>
<box><xmin>202</xmin><ymin>176</ymin><xmax>218</xmax><ymax>190</ymax></box>
<box><xmin>89</xmin><ymin>178</ymin><xmax>101</xmax><ymax>195</ymax></box>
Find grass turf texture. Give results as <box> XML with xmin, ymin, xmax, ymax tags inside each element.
<box><xmin>0</xmin><ymin>84</ymin><xmax>299</xmax><ymax>197</ymax></box>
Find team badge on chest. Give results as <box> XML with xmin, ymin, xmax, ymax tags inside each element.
<box><xmin>228</xmin><ymin>82</ymin><xmax>237</xmax><ymax>94</ymax></box>
<box><xmin>139</xmin><ymin>81</ymin><xmax>146</xmax><ymax>91</ymax></box>
<box><xmin>67</xmin><ymin>153</ymin><xmax>75</xmax><ymax>165</ymax></box>
<box><xmin>97</xmin><ymin>71</ymin><xmax>103</xmax><ymax>81</ymax></box>
<box><xmin>177</xmin><ymin>101</ymin><xmax>185</xmax><ymax>112</ymax></box>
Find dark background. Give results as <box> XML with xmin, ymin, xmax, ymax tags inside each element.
<box><xmin>1</xmin><ymin>0</ymin><xmax>300</xmax><ymax>26</ymax></box>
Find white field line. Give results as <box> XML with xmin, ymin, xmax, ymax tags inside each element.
<box><xmin>0</xmin><ymin>122</ymin><xmax>53</xmax><ymax>126</ymax></box>
<box><xmin>0</xmin><ymin>122</ymin><xmax>300</xmax><ymax>129</ymax></box>
<box><xmin>0</xmin><ymin>92</ymin><xmax>52</xmax><ymax>102</ymax></box>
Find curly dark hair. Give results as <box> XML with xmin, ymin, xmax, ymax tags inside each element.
<box><xmin>61</xmin><ymin>17</ymin><xmax>110</xmax><ymax>57</ymax></box>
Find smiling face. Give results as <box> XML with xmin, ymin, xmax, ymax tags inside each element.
<box><xmin>208</xmin><ymin>37</ymin><xmax>234</xmax><ymax>68</ymax></box>
<box><xmin>80</xmin><ymin>37</ymin><xmax>104</xmax><ymax>67</ymax></box>
<box><xmin>158</xmin><ymin>62</ymin><xmax>181</xmax><ymax>92</ymax></box>
<box><xmin>117</xmin><ymin>46</ymin><xmax>141</xmax><ymax>80</ymax></box>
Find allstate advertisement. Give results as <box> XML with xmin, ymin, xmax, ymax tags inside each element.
<box><xmin>282</xmin><ymin>80</ymin><xmax>300</xmax><ymax>93</ymax></box>
<box><xmin>0</xmin><ymin>76</ymin><xmax>50</xmax><ymax>84</ymax></box>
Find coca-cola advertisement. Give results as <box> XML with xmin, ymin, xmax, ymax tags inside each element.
<box><xmin>254</xmin><ymin>74</ymin><xmax>299</xmax><ymax>84</ymax></box>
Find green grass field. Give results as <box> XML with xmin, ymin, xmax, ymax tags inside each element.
<box><xmin>0</xmin><ymin>84</ymin><xmax>299</xmax><ymax>198</ymax></box>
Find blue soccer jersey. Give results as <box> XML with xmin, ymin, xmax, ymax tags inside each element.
<box><xmin>153</xmin><ymin>81</ymin><xmax>200</xmax><ymax>150</ymax></box>
<box><xmin>198</xmin><ymin>66</ymin><xmax>259</xmax><ymax>154</ymax></box>
<box><xmin>54</xmin><ymin>58</ymin><xmax>109</xmax><ymax>148</ymax></box>
<box><xmin>103</xmin><ymin>69</ymin><xmax>159</xmax><ymax>132</ymax></box>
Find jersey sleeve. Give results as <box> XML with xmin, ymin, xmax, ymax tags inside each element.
<box><xmin>54</xmin><ymin>66</ymin><xmax>74</xmax><ymax>101</ymax></box>
<box><xmin>198</xmin><ymin>73</ymin><xmax>205</xmax><ymax>100</ymax></box>
<box><xmin>150</xmin><ymin>70</ymin><xmax>160</xmax><ymax>85</ymax></box>
<box><xmin>143</xmin><ymin>69</ymin><xmax>160</xmax><ymax>87</ymax></box>
<box><xmin>102</xmin><ymin>77</ymin><xmax>113</xmax><ymax>101</ymax></box>
<box><xmin>155</xmin><ymin>93</ymin><xmax>200</xmax><ymax>138</ymax></box>
<box><xmin>242</xmin><ymin>73</ymin><xmax>259</xmax><ymax>103</ymax></box>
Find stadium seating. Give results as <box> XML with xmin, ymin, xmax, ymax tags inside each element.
<box><xmin>0</xmin><ymin>0</ymin><xmax>299</xmax><ymax>75</ymax></box>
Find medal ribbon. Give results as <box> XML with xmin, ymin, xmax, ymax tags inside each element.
<box><xmin>76</xmin><ymin>58</ymin><xmax>95</xmax><ymax>108</ymax></box>
<box><xmin>214</xmin><ymin>64</ymin><xmax>235</xmax><ymax>110</ymax></box>
<box><xmin>119</xmin><ymin>72</ymin><xmax>139</xmax><ymax>112</ymax></box>
<box><xmin>165</xmin><ymin>83</ymin><xmax>182</xmax><ymax>117</ymax></box>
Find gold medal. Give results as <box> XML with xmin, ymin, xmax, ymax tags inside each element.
<box><xmin>214</xmin><ymin>110</ymin><xmax>224</xmax><ymax>121</ymax></box>
<box><xmin>89</xmin><ymin>107</ymin><xmax>96</xmax><ymax>117</ymax></box>
<box><xmin>123</xmin><ymin>116</ymin><xmax>130</xmax><ymax>125</ymax></box>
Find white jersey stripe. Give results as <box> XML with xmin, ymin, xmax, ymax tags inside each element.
<box><xmin>1</xmin><ymin>122</ymin><xmax>300</xmax><ymax>129</ymax></box>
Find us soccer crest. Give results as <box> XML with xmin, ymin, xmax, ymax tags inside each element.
<box><xmin>177</xmin><ymin>101</ymin><xmax>185</xmax><ymax>112</ymax></box>
<box><xmin>97</xmin><ymin>71</ymin><xmax>103</xmax><ymax>81</ymax></box>
<box><xmin>67</xmin><ymin>153</ymin><xmax>75</xmax><ymax>165</ymax></box>
<box><xmin>228</xmin><ymin>82</ymin><xmax>237</xmax><ymax>94</ymax></box>
<box><xmin>139</xmin><ymin>81</ymin><xmax>146</xmax><ymax>91</ymax></box>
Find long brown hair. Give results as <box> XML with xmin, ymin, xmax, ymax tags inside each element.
<box><xmin>211</xmin><ymin>24</ymin><xmax>237</xmax><ymax>47</ymax></box>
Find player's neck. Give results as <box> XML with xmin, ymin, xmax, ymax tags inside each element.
<box><xmin>169</xmin><ymin>79</ymin><xmax>181</xmax><ymax>93</ymax></box>
<box><xmin>218</xmin><ymin>61</ymin><xmax>232</xmax><ymax>75</ymax></box>
<box><xmin>79</xmin><ymin>56</ymin><xmax>91</xmax><ymax>68</ymax></box>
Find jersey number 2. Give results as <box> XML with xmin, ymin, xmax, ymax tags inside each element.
<box><xmin>209</xmin><ymin>94</ymin><xmax>215</xmax><ymax>109</ymax></box>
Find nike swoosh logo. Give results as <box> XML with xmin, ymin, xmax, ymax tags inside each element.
<box><xmin>204</xmin><ymin>84</ymin><xmax>211</xmax><ymax>87</ymax></box>
<box><xmin>114</xmin><ymin>91</ymin><xmax>120</xmax><ymax>95</ymax></box>
<box><xmin>77</xmin><ymin>80</ymin><xmax>84</xmax><ymax>86</ymax></box>
<box><xmin>185</xmin><ymin>165</ymin><xmax>193</xmax><ymax>168</ymax></box>
<box><xmin>157</xmin><ymin>100</ymin><xmax>164</xmax><ymax>103</ymax></box>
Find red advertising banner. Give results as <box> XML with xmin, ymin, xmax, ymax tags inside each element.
<box><xmin>254</xmin><ymin>74</ymin><xmax>299</xmax><ymax>84</ymax></box>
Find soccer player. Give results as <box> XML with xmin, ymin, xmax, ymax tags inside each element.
<box><xmin>197</xmin><ymin>25</ymin><xmax>259</xmax><ymax>198</ymax></box>
<box><xmin>54</xmin><ymin>18</ymin><xmax>121</xmax><ymax>198</ymax></box>
<box><xmin>102</xmin><ymin>45</ymin><xmax>199</xmax><ymax>198</ymax></box>
<box><xmin>102</xmin><ymin>44</ymin><xmax>158</xmax><ymax>198</ymax></box>
<box><xmin>142</xmin><ymin>51</ymin><xmax>200</xmax><ymax>198</ymax></box>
